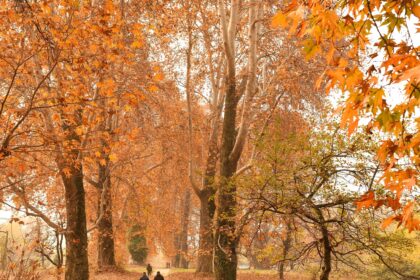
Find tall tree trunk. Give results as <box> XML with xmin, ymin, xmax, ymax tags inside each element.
<box><xmin>214</xmin><ymin>44</ymin><xmax>239</xmax><ymax>280</ymax></box>
<box><xmin>196</xmin><ymin>132</ymin><xmax>218</xmax><ymax>273</ymax></box>
<box><xmin>57</xmin><ymin>111</ymin><xmax>89</xmax><ymax>280</ymax></box>
<box><xmin>315</xmin><ymin>208</ymin><xmax>331</xmax><ymax>280</ymax></box>
<box><xmin>214</xmin><ymin>154</ymin><xmax>238</xmax><ymax>280</ymax></box>
<box><xmin>61</xmin><ymin>161</ymin><xmax>89</xmax><ymax>280</ymax></box>
<box><xmin>214</xmin><ymin>1</ymin><xmax>240</xmax><ymax>279</ymax></box>
<box><xmin>196</xmin><ymin>187</ymin><xmax>216</xmax><ymax>273</ymax></box>
<box><xmin>97</xmin><ymin>165</ymin><xmax>116</xmax><ymax>269</ymax></box>
<box><xmin>214</xmin><ymin>1</ymin><xmax>259</xmax><ymax>279</ymax></box>
<box><xmin>42</xmin><ymin>108</ymin><xmax>89</xmax><ymax>279</ymax></box>
<box><xmin>319</xmin><ymin>223</ymin><xmax>331</xmax><ymax>280</ymax></box>
<box><xmin>181</xmin><ymin>12</ymin><xmax>193</xmax><ymax>268</ymax></box>
<box><xmin>178</xmin><ymin>188</ymin><xmax>191</xmax><ymax>268</ymax></box>
<box><xmin>95</xmin><ymin>76</ymin><xmax>117</xmax><ymax>269</ymax></box>
<box><xmin>278</xmin><ymin>219</ymin><xmax>293</xmax><ymax>280</ymax></box>
<box><xmin>183</xmin><ymin>3</ymin><xmax>217</xmax><ymax>273</ymax></box>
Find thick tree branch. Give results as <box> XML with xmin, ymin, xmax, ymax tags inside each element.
<box><xmin>8</xmin><ymin>179</ymin><xmax>63</xmax><ymax>232</ymax></box>
<box><xmin>229</xmin><ymin>2</ymin><xmax>260</xmax><ymax>164</ymax></box>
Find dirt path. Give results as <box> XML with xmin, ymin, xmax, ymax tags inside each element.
<box><xmin>125</xmin><ymin>264</ymin><xmax>172</xmax><ymax>277</ymax></box>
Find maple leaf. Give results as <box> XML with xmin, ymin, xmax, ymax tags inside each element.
<box><xmin>347</xmin><ymin>117</ymin><xmax>359</xmax><ymax>136</ymax></box>
<box><xmin>75</xmin><ymin>126</ymin><xmax>84</xmax><ymax>136</ymax></box>
<box><xmin>386</xmin><ymin>197</ymin><xmax>401</xmax><ymax>211</ymax></box>
<box><xmin>12</xmin><ymin>196</ymin><xmax>21</xmax><ymax>209</ymax></box>
<box><xmin>402</xmin><ymin>176</ymin><xmax>416</xmax><ymax>190</ymax></box>
<box><xmin>402</xmin><ymin>201</ymin><xmax>414</xmax><ymax>225</ymax></box>
<box><xmin>406</xmin><ymin>217</ymin><xmax>420</xmax><ymax>232</ymax></box>
<box><xmin>109</xmin><ymin>153</ymin><xmax>118</xmax><ymax>162</ymax></box>
<box><xmin>148</xmin><ymin>85</ymin><xmax>159</xmax><ymax>92</ymax></box>
<box><xmin>272</xmin><ymin>12</ymin><xmax>287</xmax><ymax>28</ymax></box>
<box><xmin>397</xmin><ymin>65</ymin><xmax>420</xmax><ymax>82</ymax></box>
<box><xmin>131</xmin><ymin>41</ymin><xmax>143</xmax><ymax>48</ymax></box>
<box><xmin>377</xmin><ymin>140</ymin><xmax>397</xmax><ymax>164</ymax></box>
<box><xmin>355</xmin><ymin>191</ymin><xmax>376</xmax><ymax>210</ymax></box>
<box><xmin>381</xmin><ymin>216</ymin><xmax>395</xmax><ymax>230</ymax></box>
<box><xmin>413</xmin><ymin>6</ymin><xmax>420</xmax><ymax>19</ymax></box>
<box><xmin>153</xmin><ymin>72</ymin><xmax>164</xmax><ymax>82</ymax></box>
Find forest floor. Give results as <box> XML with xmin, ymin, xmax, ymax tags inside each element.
<box><xmin>40</xmin><ymin>268</ymin><xmax>362</xmax><ymax>280</ymax></box>
<box><xmin>40</xmin><ymin>268</ymin><xmax>363</xmax><ymax>280</ymax></box>
<box><xmin>40</xmin><ymin>264</ymin><xmax>357</xmax><ymax>280</ymax></box>
<box><xmin>41</xmin><ymin>271</ymin><xmax>311</xmax><ymax>280</ymax></box>
<box><xmin>166</xmin><ymin>271</ymin><xmax>313</xmax><ymax>280</ymax></box>
<box><xmin>40</xmin><ymin>266</ymin><xmax>316</xmax><ymax>280</ymax></box>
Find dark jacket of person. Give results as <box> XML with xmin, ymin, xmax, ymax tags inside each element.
<box><xmin>140</xmin><ymin>275</ymin><xmax>149</xmax><ymax>280</ymax></box>
<box><xmin>154</xmin><ymin>273</ymin><xmax>164</xmax><ymax>280</ymax></box>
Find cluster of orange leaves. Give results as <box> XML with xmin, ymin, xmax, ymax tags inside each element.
<box><xmin>272</xmin><ymin>0</ymin><xmax>420</xmax><ymax>231</ymax></box>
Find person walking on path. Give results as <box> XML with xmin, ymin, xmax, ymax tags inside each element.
<box><xmin>147</xmin><ymin>264</ymin><xmax>153</xmax><ymax>276</ymax></box>
<box><xmin>139</xmin><ymin>272</ymin><xmax>149</xmax><ymax>280</ymax></box>
<box><xmin>154</xmin><ymin>271</ymin><xmax>164</xmax><ymax>280</ymax></box>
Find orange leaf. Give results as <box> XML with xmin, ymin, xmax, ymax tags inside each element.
<box><xmin>131</xmin><ymin>41</ymin><xmax>143</xmax><ymax>48</ymax></box>
<box><xmin>109</xmin><ymin>153</ymin><xmax>118</xmax><ymax>162</ymax></box>
<box><xmin>397</xmin><ymin>65</ymin><xmax>420</xmax><ymax>82</ymax></box>
<box><xmin>149</xmin><ymin>85</ymin><xmax>159</xmax><ymax>92</ymax></box>
<box><xmin>403</xmin><ymin>176</ymin><xmax>416</xmax><ymax>190</ymax></box>
<box><xmin>355</xmin><ymin>191</ymin><xmax>375</xmax><ymax>210</ymax></box>
<box><xmin>381</xmin><ymin>216</ymin><xmax>395</xmax><ymax>230</ymax></box>
<box><xmin>377</xmin><ymin>140</ymin><xmax>397</xmax><ymax>164</ymax></box>
<box><xmin>402</xmin><ymin>201</ymin><xmax>414</xmax><ymax>224</ymax></box>
<box><xmin>348</xmin><ymin>117</ymin><xmax>359</xmax><ymax>136</ymax></box>
<box><xmin>272</xmin><ymin>12</ymin><xmax>287</xmax><ymax>28</ymax></box>
<box><xmin>406</xmin><ymin>217</ymin><xmax>420</xmax><ymax>232</ymax></box>
<box><xmin>413</xmin><ymin>5</ymin><xmax>420</xmax><ymax>19</ymax></box>
<box><xmin>386</xmin><ymin>197</ymin><xmax>401</xmax><ymax>211</ymax></box>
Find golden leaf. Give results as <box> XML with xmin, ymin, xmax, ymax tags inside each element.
<box><xmin>381</xmin><ymin>216</ymin><xmax>395</xmax><ymax>230</ymax></box>
<box><xmin>272</xmin><ymin>12</ymin><xmax>287</xmax><ymax>28</ymax></box>
<box><xmin>413</xmin><ymin>5</ymin><xmax>420</xmax><ymax>18</ymax></box>
<box><xmin>109</xmin><ymin>153</ymin><xmax>118</xmax><ymax>162</ymax></box>
<box><xmin>131</xmin><ymin>41</ymin><xmax>143</xmax><ymax>48</ymax></box>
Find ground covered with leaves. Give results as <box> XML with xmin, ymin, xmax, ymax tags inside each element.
<box><xmin>41</xmin><ymin>270</ymin><xmax>313</xmax><ymax>280</ymax></box>
<box><xmin>41</xmin><ymin>270</ymin><xmax>136</xmax><ymax>280</ymax></box>
<box><xmin>168</xmin><ymin>272</ymin><xmax>289</xmax><ymax>280</ymax></box>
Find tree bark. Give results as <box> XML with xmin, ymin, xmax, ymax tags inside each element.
<box><xmin>214</xmin><ymin>1</ymin><xmax>240</xmax><ymax>278</ymax></box>
<box><xmin>278</xmin><ymin>219</ymin><xmax>293</xmax><ymax>280</ymax></box>
<box><xmin>214</xmin><ymin>177</ymin><xmax>238</xmax><ymax>280</ymax></box>
<box><xmin>196</xmin><ymin>187</ymin><xmax>216</xmax><ymax>273</ymax></box>
<box><xmin>42</xmin><ymin>108</ymin><xmax>89</xmax><ymax>279</ymax></box>
<box><xmin>95</xmin><ymin>77</ymin><xmax>117</xmax><ymax>270</ymax></box>
<box><xmin>178</xmin><ymin>188</ymin><xmax>191</xmax><ymax>268</ymax></box>
<box><xmin>319</xmin><ymin>223</ymin><xmax>331</xmax><ymax>280</ymax></box>
<box><xmin>183</xmin><ymin>3</ymin><xmax>218</xmax><ymax>273</ymax></box>
<box><xmin>61</xmin><ymin>160</ymin><xmax>89</xmax><ymax>280</ymax></box>
<box><xmin>196</xmin><ymin>128</ymin><xmax>218</xmax><ymax>273</ymax></box>
<box><xmin>315</xmin><ymin>209</ymin><xmax>331</xmax><ymax>280</ymax></box>
<box><xmin>214</xmin><ymin>1</ymin><xmax>260</xmax><ymax>279</ymax></box>
<box><xmin>55</xmin><ymin>110</ymin><xmax>89</xmax><ymax>280</ymax></box>
<box><xmin>97</xmin><ymin>165</ymin><xmax>116</xmax><ymax>269</ymax></box>
<box><xmin>214</xmin><ymin>39</ymin><xmax>239</xmax><ymax>280</ymax></box>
